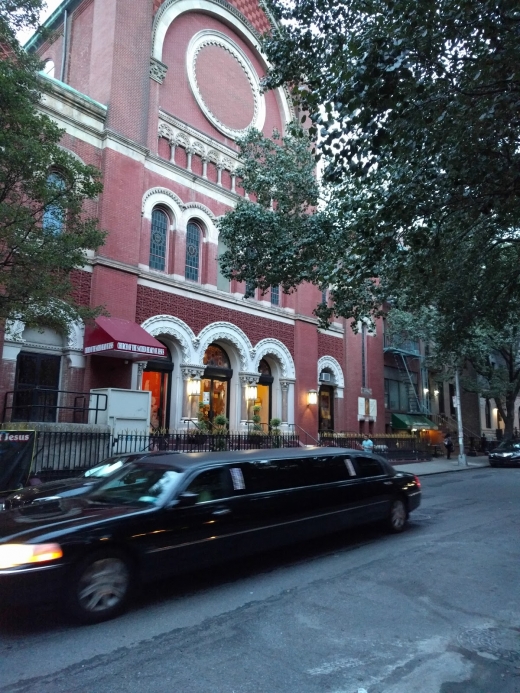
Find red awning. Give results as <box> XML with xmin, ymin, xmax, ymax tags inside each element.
<box><xmin>84</xmin><ymin>317</ymin><xmax>167</xmax><ymax>360</ymax></box>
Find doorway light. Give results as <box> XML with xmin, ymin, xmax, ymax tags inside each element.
<box><xmin>246</xmin><ymin>385</ymin><xmax>258</xmax><ymax>401</ymax></box>
<box><xmin>307</xmin><ymin>390</ymin><xmax>318</xmax><ymax>406</ymax></box>
<box><xmin>187</xmin><ymin>379</ymin><xmax>201</xmax><ymax>396</ymax></box>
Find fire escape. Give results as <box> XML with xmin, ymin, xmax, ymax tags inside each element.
<box><xmin>383</xmin><ymin>335</ymin><xmax>430</xmax><ymax>415</ymax></box>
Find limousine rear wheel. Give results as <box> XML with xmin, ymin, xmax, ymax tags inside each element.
<box><xmin>388</xmin><ymin>498</ymin><xmax>408</xmax><ymax>533</ymax></box>
<box><xmin>66</xmin><ymin>549</ymin><xmax>133</xmax><ymax>623</ymax></box>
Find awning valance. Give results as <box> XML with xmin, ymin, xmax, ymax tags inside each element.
<box><xmin>391</xmin><ymin>413</ymin><xmax>438</xmax><ymax>431</ymax></box>
<box><xmin>84</xmin><ymin>317</ymin><xmax>167</xmax><ymax>360</ymax></box>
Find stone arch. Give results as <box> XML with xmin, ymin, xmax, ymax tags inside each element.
<box><xmin>182</xmin><ymin>205</ymin><xmax>218</xmax><ymax>243</ymax></box>
<box><xmin>142</xmin><ymin>187</ymin><xmax>183</xmax><ymax>222</ymax></box>
<box><xmin>140</xmin><ymin>315</ymin><xmax>196</xmax><ymax>362</ymax></box>
<box><xmin>152</xmin><ymin>0</ymin><xmax>293</xmax><ymax>129</ymax></box>
<box><xmin>318</xmin><ymin>355</ymin><xmax>345</xmax><ymax>391</ymax></box>
<box><xmin>195</xmin><ymin>322</ymin><xmax>253</xmax><ymax>371</ymax></box>
<box><xmin>253</xmin><ymin>338</ymin><xmax>295</xmax><ymax>380</ymax></box>
<box><xmin>153</xmin><ymin>0</ymin><xmax>263</xmax><ymax>62</ymax></box>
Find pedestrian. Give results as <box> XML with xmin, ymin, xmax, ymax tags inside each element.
<box><xmin>480</xmin><ymin>433</ymin><xmax>487</xmax><ymax>453</ymax></box>
<box><xmin>444</xmin><ymin>433</ymin><xmax>454</xmax><ymax>459</ymax></box>
<box><xmin>362</xmin><ymin>434</ymin><xmax>374</xmax><ymax>453</ymax></box>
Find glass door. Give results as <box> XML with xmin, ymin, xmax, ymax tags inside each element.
<box><xmin>142</xmin><ymin>370</ymin><xmax>170</xmax><ymax>431</ymax></box>
<box><xmin>200</xmin><ymin>377</ymin><xmax>229</xmax><ymax>423</ymax></box>
<box><xmin>319</xmin><ymin>385</ymin><xmax>334</xmax><ymax>432</ymax></box>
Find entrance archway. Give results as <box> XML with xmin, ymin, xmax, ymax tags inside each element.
<box><xmin>200</xmin><ymin>344</ymin><xmax>232</xmax><ymax>423</ymax></box>
<box><xmin>141</xmin><ymin>342</ymin><xmax>173</xmax><ymax>430</ymax></box>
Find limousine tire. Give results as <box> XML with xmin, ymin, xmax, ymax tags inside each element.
<box><xmin>388</xmin><ymin>497</ymin><xmax>408</xmax><ymax>533</ymax></box>
<box><xmin>66</xmin><ymin>549</ymin><xmax>134</xmax><ymax>624</ymax></box>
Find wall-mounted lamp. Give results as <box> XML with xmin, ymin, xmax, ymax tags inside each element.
<box><xmin>246</xmin><ymin>385</ymin><xmax>258</xmax><ymax>401</ymax></box>
<box><xmin>187</xmin><ymin>379</ymin><xmax>201</xmax><ymax>396</ymax></box>
<box><xmin>434</xmin><ymin>389</ymin><xmax>439</xmax><ymax>396</ymax></box>
<box><xmin>307</xmin><ymin>389</ymin><xmax>318</xmax><ymax>406</ymax></box>
<box><xmin>423</xmin><ymin>388</ymin><xmax>430</xmax><ymax>395</ymax></box>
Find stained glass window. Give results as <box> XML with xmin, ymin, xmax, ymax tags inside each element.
<box><xmin>185</xmin><ymin>222</ymin><xmax>201</xmax><ymax>281</ymax></box>
<box><xmin>43</xmin><ymin>173</ymin><xmax>66</xmax><ymax>234</ymax></box>
<box><xmin>149</xmin><ymin>208</ymin><xmax>168</xmax><ymax>271</ymax></box>
<box><xmin>203</xmin><ymin>344</ymin><xmax>231</xmax><ymax>368</ymax></box>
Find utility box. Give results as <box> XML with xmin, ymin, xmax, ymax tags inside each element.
<box><xmin>89</xmin><ymin>388</ymin><xmax>151</xmax><ymax>435</ymax></box>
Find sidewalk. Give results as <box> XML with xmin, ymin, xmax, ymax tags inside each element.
<box><xmin>393</xmin><ymin>456</ymin><xmax>490</xmax><ymax>476</ymax></box>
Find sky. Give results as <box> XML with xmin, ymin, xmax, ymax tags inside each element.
<box><xmin>17</xmin><ymin>0</ymin><xmax>63</xmax><ymax>44</ymax></box>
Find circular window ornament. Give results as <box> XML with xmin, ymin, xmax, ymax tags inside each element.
<box><xmin>187</xmin><ymin>30</ymin><xmax>266</xmax><ymax>140</ymax></box>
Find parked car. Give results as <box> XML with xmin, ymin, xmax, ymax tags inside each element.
<box><xmin>0</xmin><ymin>447</ymin><xmax>421</xmax><ymax>623</ymax></box>
<box><xmin>0</xmin><ymin>454</ymin><xmax>150</xmax><ymax>511</ymax></box>
<box><xmin>488</xmin><ymin>441</ymin><xmax>520</xmax><ymax>467</ymax></box>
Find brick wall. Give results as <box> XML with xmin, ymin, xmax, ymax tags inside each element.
<box><xmin>318</xmin><ymin>333</ymin><xmax>344</xmax><ymax>363</ymax></box>
<box><xmin>136</xmin><ymin>285</ymin><xmax>295</xmax><ymax>353</ymax></box>
<box><xmin>70</xmin><ymin>270</ymin><xmax>92</xmax><ymax>307</ymax></box>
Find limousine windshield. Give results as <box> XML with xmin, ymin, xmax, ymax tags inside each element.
<box><xmin>89</xmin><ymin>464</ymin><xmax>183</xmax><ymax>506</ymax></box>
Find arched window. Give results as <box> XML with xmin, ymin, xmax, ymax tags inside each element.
<box><xmin>149</xmin><ymin>208</ymin><xmax>168</xmax><ymax>271</ymax></box>
<box><xmin>203</xmin><ymin>344</ymin><xmax>231</xmax><ymax>368</ymax></box>
<box><xmin>185</xmin><ymin>221</ymin><xmax>201</xmax><ymax>281</ymax></box>
<box><xmin>41</xmin><ymin>59</ymin><xmax>55</xmax><ymax>78</ymax></box>
<box><xmin>43</xmin><ymin>172</ymin><xmax>66</xmax><ymax>234</ymax></box>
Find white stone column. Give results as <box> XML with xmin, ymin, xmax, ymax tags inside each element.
<box><xmin>280</xmin><ymin>380</ymin><xmax>290</xmax><ymax>424</ymax></box>
<box><xmin>170</xmin><ymin>143</ymin><xmax>176</xmax><ymax>164</ymax></box>
<box><xmin>180</xmin><ymin>365</ymin><xmax>204</xmax><ymax>420</ymax></box>
<box><xmin>202</xmin><ymin>157</ymin><xmax>208</xmax><ymax>179</ymax></box>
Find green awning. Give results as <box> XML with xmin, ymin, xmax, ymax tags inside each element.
<box><xmin>391</xmin><ymin>413</ymin><xmax>438</xmax><ymax>431</ymax></box>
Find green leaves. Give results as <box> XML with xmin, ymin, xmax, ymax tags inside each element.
<box><xmin>0</xmin><ymin>2</ymin><xmax>105</xmax><ymax>329</ymax></box>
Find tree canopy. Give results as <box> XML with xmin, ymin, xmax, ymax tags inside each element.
<box><xmin>219</xmin><ymin>0</ymin><xmax>520</xmax><ymax>343</ymax></box>
<box><xmin>0</xmin><ymin>1</ymin><xmax>105</xmax><ymax>330</ymax></box>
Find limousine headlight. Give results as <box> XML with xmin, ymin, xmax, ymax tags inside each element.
<box><xmin>0</xmin><ymin>543</ymin><xmax>63</xmax><ymax>570</ymax></box>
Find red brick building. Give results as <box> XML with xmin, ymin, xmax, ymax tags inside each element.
<box><xmin>0</xmin><ymin>0</ymin><xmax>430</xmax><ymax>437</ymax></box>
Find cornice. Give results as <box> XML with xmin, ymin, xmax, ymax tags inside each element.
<box><xmin>159</xmin><ymin>111</ymin><xmax>239</xmax><ymax>160</ymax></box>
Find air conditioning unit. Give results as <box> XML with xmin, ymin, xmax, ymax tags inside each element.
<box><xmin>320</xmin><ymin>371</ymin><xmax>331</xmax><ymax>382</ymax></box>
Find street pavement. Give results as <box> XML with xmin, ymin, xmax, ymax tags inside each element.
<box><xmin>394</xmin><ymin>455</ymin><xmax>490</xmax><ymax>476</ymax></box>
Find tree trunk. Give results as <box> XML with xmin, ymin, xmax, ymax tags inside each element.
<box><xmin>503</xmin><ymin>394</ymin><xmax>516</xmax><ymax>441</ymax></box>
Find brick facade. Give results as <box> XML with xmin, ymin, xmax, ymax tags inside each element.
<box><xmin>3</xmin><ymin>0</ymin><xmax>421</xmax><ymax>437</ymax></box>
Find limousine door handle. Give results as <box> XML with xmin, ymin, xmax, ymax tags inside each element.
<box><xmin>383</xmin><ymin>481</ymin><xmax>393</xmax><ymax>486</ymax></box>
<box><xmin>212</xmin><ymin>507</ymin><xmax>232</xmax><ymax>516</ymax></box>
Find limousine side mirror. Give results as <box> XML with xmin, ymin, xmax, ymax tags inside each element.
<box><xmin>174</xmin><ymin>492</ymin><xmax>198</xmax><ymax>507</ymax></box>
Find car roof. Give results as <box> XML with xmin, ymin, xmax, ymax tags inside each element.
<box><xmin>131</xmin><ymin>447</ymin><xmax>368</xmax><ymax>472</ymax></box>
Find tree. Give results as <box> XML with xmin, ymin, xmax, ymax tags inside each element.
<box><xmin>0</xmin><ymin>1</ymin><xmax>105</xmax><ymax>331</ymax></box>
<box><xmin>219</xmin><ymin>0</ymin><xmax>520</xmax><ymax>336</ymax></box>
<box><xmin>387</xmin><ymin>308</ymin><xmax>520</xmax><ymax>440</ymax></box>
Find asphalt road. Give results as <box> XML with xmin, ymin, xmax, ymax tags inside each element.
<box><xmin>1</xmin><ymin>468</ymin><xmax>520</xmax><ymax>693</ymax></box>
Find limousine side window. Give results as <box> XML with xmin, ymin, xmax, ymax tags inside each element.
<box><xmin>305</xmin><ymin>455</ymin><xmax>351</xmax><ymax>484</ymax></box>
<box><xmin>242</xmin><ymin>459</ymin><xmax>306</xmax><ymax>493</ymax></box>
<box><xmin>185</xmin><ymin>467</ymin><xmax>233</xmax><ymax>503</ymax></box>
<box><xmin>354</xmin><ymin>456</ymin><xmax>385</xmax><ymax>477</ymax></box>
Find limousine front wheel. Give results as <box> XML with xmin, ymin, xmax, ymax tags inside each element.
<box><xmin>66</xmin><ymin>549</ymin><xmax>133</xmax><ymax>623</ymax></box>
<box><xmin>388</xmin><ymin>498</ymin><xmax>408</xmax><ymax>533</ymax></box>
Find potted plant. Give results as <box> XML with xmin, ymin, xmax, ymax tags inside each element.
<box><xmin>188</xmin><ymin>402</ymin><xmax>209</xmax><ymax>444</ymax></box>
<box><xmin>211</xmin><ymin>413</ymin><xmax>229</xmax><ymax>450</ymax></box>
<box><xmin>270</xmin><ymin>417</ymin><xmax>282</xmax><ymax>448</ymax></box>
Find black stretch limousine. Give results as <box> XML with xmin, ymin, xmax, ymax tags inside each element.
<box><xmin>0</xmin><ymin>448</ymin><xmax>421</xmax><ymax>623</ymax></box>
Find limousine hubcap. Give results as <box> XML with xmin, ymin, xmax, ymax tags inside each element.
<box><xmin>390</xmin><ymin>499</ymin><xmax>407</xmax><ymax>530</ymax></box>
<box><xmin>77</xmin><ymin>557</ymin><xmax>129</xmax><ymax>613</ymax></box>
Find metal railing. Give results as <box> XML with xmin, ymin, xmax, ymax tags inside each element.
<box><xmin>319</xmin><ymin>433</ymin><xmax>431</xmax><ymax>461</ymax></box>
<box><xmin>30</xmin><ymin>430</ymin><xmax>301</xmax><ymax>481</ymax></box>
<box><xmin>383</xmin><ymin>334</ymin><xmax>421</xmax><ymax>355</ymax></box>
<box><xmin>3</xmin><ymin>388</ymin><xmax>108</xmax><ymax>424</ymax></box>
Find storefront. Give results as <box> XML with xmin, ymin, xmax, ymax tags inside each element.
<box><xmin>199</xmin><ymin>344</ymin><xmax>232</xmax><ymax>423</ymax></box>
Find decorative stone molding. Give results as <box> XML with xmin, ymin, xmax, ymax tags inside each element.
<box><xmin>317</xmin><ymin>355</ymin><xmax>345</xmax><ymax>388</ymax></box>
<box><xmin>158</xmin><ymin>116</ymin><xmax>241</xmax><ymax>179</ymax></box>
<box><xmin>150</xmin><ymin>57</ymin><xmax>168</xmax><ymax>83</ymax></box>
<box><xmin>142</xmin><ymin>187</ymin><xmax>184</xmax><ymax>215</ymax></box>
<box><xmin>4</xmin><ymin>319</ymin><xmax>25</xmax><ymax>342</ymax></box>
<box><xmin>183</xmin><ymin>202</ymin><xmax>216</xmax><ymax>220</ymax></box>
<box><xmin>187</xmin><ymin>30</ymin><xmax>265</xmax><ymax>140</ymax></box>
<box><xmin>67</xmin><ymin>321</ymin><xmax>84</xmax><ymax>350</ymax></box>
<box><xmin>253</xmin><ymin>338</ymin><xmax>296</xmax><ymax>379</ymax></box>
<box><xmin>195</xmin><ymin>321</ymin><xmax>253</xmax><ymax>371</ymax></box>
<box><xmin>239</xmin><ymin>373</ymin><xmax>260</xmax><ymax>386</ymax></box>
<box><xmin>140</xmin><ymin>314</ymin><xmax>196</xmax><ymax>362</ymax></box>
<box><xmin>152</xmin><ymin>0</ymin><xmax>262</xmax><ymax>62</ymax></box>
<box><xmin>181</xmin><ymin>364</ymin><xmax>205</xmax><ymax>380</ymax></box>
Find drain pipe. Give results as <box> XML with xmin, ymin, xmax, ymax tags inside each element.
<box><xmin>59</xmin><ymin>9</ymin><xmax>68</xmax><ymax>83</ymax></box>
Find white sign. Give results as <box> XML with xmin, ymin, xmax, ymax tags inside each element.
<box><xmin>203</xmin><ymin>392</ymin><xmax>210</xmax><ymax>404</ymax></box>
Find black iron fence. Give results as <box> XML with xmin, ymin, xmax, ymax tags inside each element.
<box><xmin>319</xmin><ymin>434</ymin><xmax>431</xmax><ymax>462</ymax></box>
<box><xmin>31</xmin><ymin>430</ymin><xmax>301</xmax><ymax>481</ymax></box>
<box><xmin>3</xmin><ymin>389</ymin><xmax>108</xmax><ymax>424</ymax></box>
